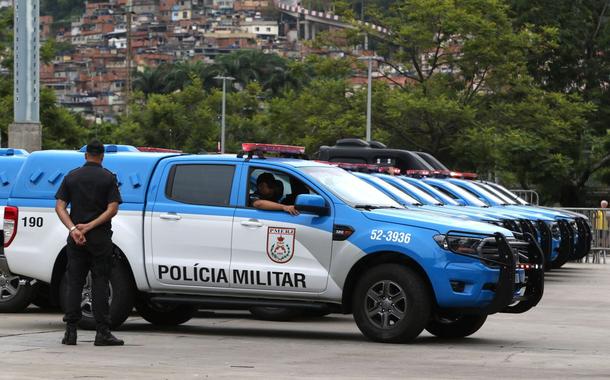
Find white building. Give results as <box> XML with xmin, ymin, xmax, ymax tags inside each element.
<box><xmin>213</xmin><ymin>0</ymin><xmax>234</xmax><ymax>9</ymax></box>
<box><xmin>241</xmin><ymin>20</ymin><xmax>278</xmax><ymax>39</ymax></box>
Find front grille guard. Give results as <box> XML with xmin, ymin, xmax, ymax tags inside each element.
<box><xmin>503</xmin><ymin>220</ymin><xmax>522</xmax><ymax>233</ymax></box>
<box><xmin>502</xmin><ymin>232</ymin><xmax>545</xmax><ymax>314</ymax></box>
<box><xmin>519</xmin><ymin>219</ymin><xmax>538</xmax><ymax>241</ymax></box>
<box><xmin>444</xmin><ymin>231</ymin><xmax>544</xmax><ymax>315</ymax></box>
<box><xmin>536</xmin><ymin>220</ymin><xmax>553</xmax><ymax>265</ymax></box>
<box><xmin>556</xmin><ymin>219</ymin><xmax>574</xmax><ymax>265</ymax></box>
<box><xmin>572</xmin><ymin>217</ymin><xmax>591</xmax><ymax>261</ymax></box>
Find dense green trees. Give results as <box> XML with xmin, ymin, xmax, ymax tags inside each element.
<box><xmin>359</xmin><ymin>0</ymin><xmax>603</xmax><ymax>204</ymax></box>
<box><xmin>1</xmin><ymin>2</ymin><xmax>609</xmax><ymax>205</ymax></box>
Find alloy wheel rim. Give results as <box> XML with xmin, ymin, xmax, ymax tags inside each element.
<box><xmin>80</xmin><ymin>273</ymin><xmax>113</xmax><ymax>319</ymax></box>
<box><xmin>364</xmin><ymin>280</ymin><xmax>408</xmax><ymax>329</ymax></box>
<box><xmin>0</xmin><ymin>270</ymin><xmax>21</xmax><ymax>302</ymax></box>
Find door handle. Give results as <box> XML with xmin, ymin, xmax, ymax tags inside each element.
<box><xmin>241</xmin><ymin>219</ymin><xmax>263</xmax><ymax>228</ymax></box>
<box><xmin>159</xmin><ymin>213</ymin><xmax>182</xmax><ymax>221</ymax></box>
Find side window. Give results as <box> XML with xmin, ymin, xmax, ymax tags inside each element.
<box><xmin>248</xmin><ymin>168</ymin><xmax>314</xmax><ymax>207</ymax></box>
<box><xmin>166</xmin><ymin>164</ymin><xmax>235</xmax><ymax>206</ymax></box>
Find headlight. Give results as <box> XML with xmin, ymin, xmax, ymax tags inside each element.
<box><xmin>434</xmin><ymin>234</ymin><xmax>482</xmax><ymax>254</ymax></box>
<box><xmin>434</xmin><ymin>234</ymin><xmax>505</xmax><ymax>267</ymax></box>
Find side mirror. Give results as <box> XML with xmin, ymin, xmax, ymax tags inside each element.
<box><xmin>295</xmin><ymin>194</ymin><xmax>329</xmax><ymax>216</ymax></box>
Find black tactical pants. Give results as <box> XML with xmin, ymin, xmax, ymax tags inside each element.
<box><xmin>63</xmin><ymin>230</ymin><xmax>113</xmax><ymax>331</ymax></box>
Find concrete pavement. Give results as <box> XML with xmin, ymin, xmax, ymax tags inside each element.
<box><xmin>1</xmin><ymin>263</ymin><xmax>609</xmax><ymax>379</ymax></box>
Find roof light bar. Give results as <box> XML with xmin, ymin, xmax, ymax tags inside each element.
<box><xmin>317</xmin><ymin>161</ymin><xmax>401</xmax><ymax>174</ymax></box>
<box><xmin>241</xmin><ymin>143</ymin><xmax>305</xmax><ymax>155</ymax></box>
<box><xmin>137</xmin><ymin>147</ymin><xmax>183</xmax><ymax>153</ymax></box>
<box><xmin>405</xmin><ymin>169</ymin><xmax>478</xmax><ymax>179</ymax></box>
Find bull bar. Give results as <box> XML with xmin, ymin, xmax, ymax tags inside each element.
<box><xmin>443</xmin><ymin>231</ymin><xmax>544</xmax><ymax>315</ymax></box>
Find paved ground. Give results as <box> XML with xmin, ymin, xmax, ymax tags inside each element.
<box><xmin>1</xmin><ymin>263</ymin><xmax>610</xmax><ymax>379</ymax></box>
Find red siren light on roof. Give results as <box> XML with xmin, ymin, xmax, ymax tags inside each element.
<box><xmin>241</xmin><ymin>143</ymin><xmax>305</xmax><ymax>155</ymax></box>
<box><xmin>137</xmin><ymin>147</ymin><xmax>183</xmax><ymax>153</ymax></box>
<box><xmin>318</xmin><ymin>161</ymin><xmax>401</xmax><ymax>175</ymax></box>
<box><xmin>405</xmin><ymin>169</ymin><xmax>478</xmax><ymax>179</ymax></box>
<box><xmin>405</xmin><ymin>169</ymin><xmax>432</xmax><ymax>177</ymax></box>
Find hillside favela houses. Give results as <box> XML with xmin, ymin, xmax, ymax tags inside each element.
<box><xmin>5</xmin><ymin>0</ymin><xmax>416</xmax><ymax>123</ymax></box>
<box><xmin>38</xmin><ymin>0</ymin><xmax>289</xmax><ymax>123</ymax></box>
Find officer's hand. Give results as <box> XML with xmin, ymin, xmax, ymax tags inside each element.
<box><xmin>282</xmin><ymin>205</ymin><xmax>299</xmax><ymax>216</ymax></box>
<box><xmin>76</xmin><ymin>223</ymin><xmax>92</xmax><ymax>234</ymax></box>
<box><xmin>70</xmin><ymin>229</ymin><xmax>86</xmax><ymax>245</ymax></box>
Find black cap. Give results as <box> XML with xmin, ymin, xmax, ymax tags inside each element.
<box><xmin>86</xmin><ymin>139</ymin><xmax>105</xmax><ymax>155</ymax></box>
<box><xmin>256</xmin><ymin>172</ymin><xmax>275</xmax><ymax>186</ymax></box>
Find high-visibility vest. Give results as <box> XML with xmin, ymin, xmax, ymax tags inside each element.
<box><xmin>596</xmin><ymin>210</ymin><xmax>609</xmax><ymax>230</ymax></box>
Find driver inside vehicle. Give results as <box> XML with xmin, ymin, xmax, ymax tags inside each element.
<box><xmin>250</xmin><ymin>172</ymin><xmax>299</xmax><ymax>215</ymax></box>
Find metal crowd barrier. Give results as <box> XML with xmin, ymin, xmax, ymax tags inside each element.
<box><xmin>560</xmin><ymin>208</ymin><xmax>608</xmax><ymax>264</ymax></box>
<box><xmin>511</xmin><ymin>190</ymin><xmax>540</xmax><ymax>206</ymax></box>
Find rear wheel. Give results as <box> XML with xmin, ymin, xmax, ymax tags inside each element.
<box><xmin>59</xmin><ymin>260</ymin><xmax>135</xmax><ymax>330</ymax></box>
<box><xmin>425</xmin><ymin>314</ymin><xmax>487</xmax><ymax>338</ymax></box>
<box><xmin>0</xmin><ymin>271</ymin><xmax>36</xmax><ymax>312</ymax></box>
<box><xmin>352</xmin><ymin>264</ymin><xmax>431</xmax><ymax>343</ymax></box>
<box><xmin>136</xmin><ymin>299</ymin><xmax>195</xmax><ymax>326</ymax></box>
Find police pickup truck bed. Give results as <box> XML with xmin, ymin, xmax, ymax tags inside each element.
<box><xmin>2</xmin><ymin>145</ymin><xmax>544</xmax><ymax>343</ymax></box>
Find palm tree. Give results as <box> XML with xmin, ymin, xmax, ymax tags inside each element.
<box><xmin>133</xmin><ymin>65</ymin><xmax>171</xmax><ymax>96</ymax></box>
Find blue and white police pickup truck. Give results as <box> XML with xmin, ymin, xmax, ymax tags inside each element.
<box><xmin>1</xmin><ymin>144</ymin><xmax>544</xmax><ymax>342</ymax></box>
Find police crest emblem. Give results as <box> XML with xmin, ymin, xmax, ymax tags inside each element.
<box><xmin>267</xmin><ymin>227</ymin><xmax>296</xmax><ymax>263</ymax></box>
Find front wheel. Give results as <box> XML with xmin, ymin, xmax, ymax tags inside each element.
<box><xmin>425</xmin><ymin>314</ymin><xmax>487</xmax><ymax>338</ymax></box>
<box><xmin>136</xmin><ymin>300</ymin><xmax>195</xmax><ymax>326</ymax></box>
<box><xmin>352</xmin><ymin>264</ymin><xmax>431</xmax><ymax>343</ymax></box>
<box><xmin>59</xmin><ymin>260</ymin><xmax>135</xmax><ymax>330</ymax></box>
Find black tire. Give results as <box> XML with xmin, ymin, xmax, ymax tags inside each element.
<box><xmin>59</xmin><ymin>260</ymin><xmax>136</xmax><ymax>330</ymax></box>
<box><xmin>425</xmin><ymin>314</ymin><xmax>487</xmax><ymax>338</ymax></box>
<box><xmin>0</xmin><ymin>271</ymin><xmax>36</xmax><ymax>312</ymax></box>
<box><xmin>352</xmin><ymin>264</ymin><xmax>431</xmax><ymax>343</ymax></box>
<box><xmin>249</xmin><ymin>306</ymin><xmax>304</xmax><ymax>321</ymax></box>
<box><xmin>136</xmin><ymin>299</ymin><xmax>196</xmax><ymax>326</ymax></box>
<box><xmin>31</xmin><ymin>283</ymin><xmax>58</xmax><ymax>310</ymax></box>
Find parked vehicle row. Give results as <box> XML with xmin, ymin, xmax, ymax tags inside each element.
<box><xmin>315</xmin><ymin>139</ymin><xmax>592</xmax><ymax>270</ymax></box>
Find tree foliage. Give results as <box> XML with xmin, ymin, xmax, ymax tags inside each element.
<box><xmin>1</xmin><ymin>1</ymin><xmax>608</xmax><ymax>205</ymax></box>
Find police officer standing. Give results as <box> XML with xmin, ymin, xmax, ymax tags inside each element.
<box><xmin>55</xmin><ymin>140</ymin><xmax>124</xmax><ymax>346</ymax></box>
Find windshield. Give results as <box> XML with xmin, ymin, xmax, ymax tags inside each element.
<box><xmin>302</xmin><ymin>166</ymin><xmax>402</xmax><ymax>209</ymax></box>
<box><xmin>355</xmin><ymin>174</ymin><xmax>421</xmax><ymax>205</ymax></box>
<box><xmin>426</xmin><ymin>180</ymin><xmax>489</xmax><ymax>207</ymax></box>
<box><xmin>476</xmin><ymin>182</ymin><xmax>517</xmax><ymax>205</ymax></box>
<box><xmin>486</xmin><ymin>183</ymin><xmax>529</xmax><ymax>205</ymax></box>
<box><xmin>404</xmin><ymin>179</ymin><xmax>460</xmax><ymax>206</ymax></box>
<box><xmin>388</xmin><ymin>177</ymin><xmax>443</xmax><ymax>205</ymax></box>
<box><xmin>457</xmin><ymin>181</ymin><xmax>507</xmax><ymax>205</ymax></box>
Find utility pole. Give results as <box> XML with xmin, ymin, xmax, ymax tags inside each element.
<box><xmin>214</xmin><ymin>76</ymin><xmax>234</xmax><ymax>154</ymax></box>
<box><xmin>125</xmin><ymin>0</ymin><xmax>133</xmax><ymax>116</ymax></box>
<box><xmin>9</xmin><ymin>0</ymin><xmax>41</xmax><ymax>151</ymax></box>
<box><xmin>358</xmin><ymin>55</ymin><xmax>381</xmax><ymax>142</ymax></box>
<box><xmin>361</xmin><ymin>0</ymin><xmax>368</xmax><ymax>51</ymax></box>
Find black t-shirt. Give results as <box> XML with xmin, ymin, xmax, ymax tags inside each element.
<box><xmin>55</xmin><ymin>161</ymin><xmax>122</xmax><ymax>232</ymax></box>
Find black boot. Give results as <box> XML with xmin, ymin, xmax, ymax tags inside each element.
<box><xmin>62</xmin><ymin>325</ymin><xmax>77</xmax><ymax>345</ymax></box>
<box><xmin>94</xmin><ymin>328</ymin><xmax>124</xmax><ymax>346</ymax></box>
